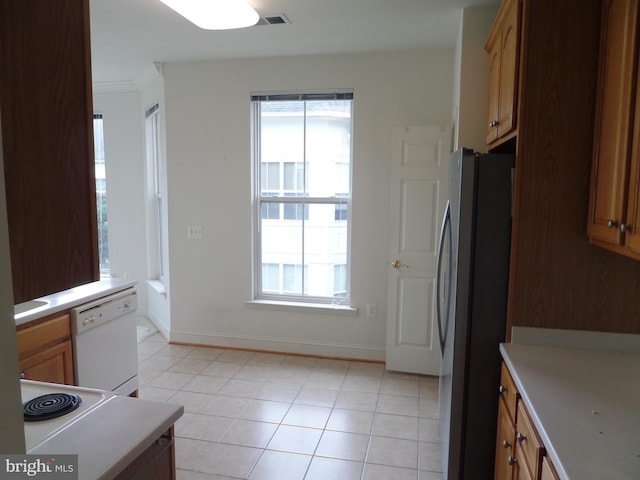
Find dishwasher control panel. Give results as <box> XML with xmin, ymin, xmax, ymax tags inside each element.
<box><xmin>70</xmin><ymin>288</ymin><xmax>137</xmax><ymax>334</ymax></box>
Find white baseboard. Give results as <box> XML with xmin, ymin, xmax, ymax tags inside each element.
<box><xmin>168</xmin><ymin>330</ymin><xmax>386</xmax><ymax>362</ymax></box>
<box><xmin>146</xmin><ymin>312</ymin><xmax>170</xmax><ymax>341</ymax></box>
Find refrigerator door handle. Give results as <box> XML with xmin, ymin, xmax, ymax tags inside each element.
<box><xmin>436</xmin><ymin>201</ymin><xmax>451</xmax><ymax>354</ymax></box>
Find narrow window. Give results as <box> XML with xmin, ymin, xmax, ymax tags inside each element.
<box><xmin>93</xmin><ymin>113</ymin><xmax>109</xmax><ymax>275</ymax></box>
<box><xmin>252</xmin><ymin>92</ymin><xmax>353</xmax><ymax>303</ymax></box>
<box><xmin>145</xmin><ymin>103</ymin><xmax>164</xmax><ymax>280</ymax></box>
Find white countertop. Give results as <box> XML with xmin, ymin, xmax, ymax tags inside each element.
<box><xmin>15</xmin><ymin>278</ymin><xmax>137</xmax><ymax>326</ymax></box>
<box><xmin>23</xmin><ymin>380</ymin><xmax>183</xmax><ymax>480</ymax></box>
<box><xmin>500</xmin><ymin>342</ymin><xmax>640</xmax><ymax>480</ymax></box>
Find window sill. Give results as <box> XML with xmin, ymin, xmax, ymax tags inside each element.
<box><xmin>246</xmin><ymin>299</ymin><xmax>359</xmax><ymax>316</ymax></box>
<box><xmin>148</xmin><ymin>279</ymin><xmax>166</xmax><ymax>297</ymax></box>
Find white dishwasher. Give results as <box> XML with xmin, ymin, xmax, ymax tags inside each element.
<box><xmin>71</xmin><ymin>287</ymin><xmax>139</xmax><ymax>396</ymax></box>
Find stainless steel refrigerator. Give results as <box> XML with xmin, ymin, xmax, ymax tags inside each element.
<box><xmin>437</xmin><ymin>148</ymin><xmax>514</xmax><ymax>479</ymax></box>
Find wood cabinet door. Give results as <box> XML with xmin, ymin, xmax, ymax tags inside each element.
<box><xmin>113</xmin><ymin>428</ymin><xmax>175</xmax><ymax>480</ymax></box>
<box><xmin>540</xmin><ymin>456</ymin><xmax>560</xmax><ymax>480</ymax></box>
<box><xmin>588</xmin><ymin>0</ymin><xmax>639</xmax><ymax>245</ymax></box>
<box><xmin>513</xmin><ymin>442</ymin><xmax>533</xmax><ymax>480</ymax></box>
<box><xmin>624</xmin><ymin>59</ymin><xmax>640</xmax><ymax>255</ymax></box>
<box><xmin>516</xmin><ymin>402</ymin><xmax>544</xmax><ymax>479</ymax></box>
<box><xmin>19</xmin><ymin>340</ymin><xmax>74</xmax><ymax>385</ymax></box>
<box><xmin>0</xmin><ymin>0</ymin><xmax>99</xmax><ymax>303</ymax></box>
<box><xmin>497</xmin><ymin>0</ymin><xmax>519</xmax><ymax>139</ymax></box>
<box><xmin>486</xmin><ymin>39</ymin><xmax>501</xmax><ymax>144</ymax></box>
<box><xmin>494</xmin><ymin>399</ymin><xmax>515</xmax><ymax>480</ymax></box>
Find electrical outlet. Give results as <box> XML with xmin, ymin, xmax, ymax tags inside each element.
<box><xmin>366</xmin><ymin>303</ymin><xmax>377</xmax><ymax>318</ymax></box>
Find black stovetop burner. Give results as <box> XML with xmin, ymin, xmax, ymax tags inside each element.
<box><xmin>23</xmin><ymin>393</ymin><xmax>82</xmax><ymax>422</ymax></box>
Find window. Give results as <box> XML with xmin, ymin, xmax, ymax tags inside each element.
<box><xmin>93</xmin><ymin>113</ymin><xmax>109</xmax><ymax>275</ymax></box>
<box><xmin>252</xmin><ymin>92</ymin><xmax>353</xmax><ymax>303</ymax></box>
<box><xmin>146</xmin><ymin>103</ymin><xmax>164</xmax><ymax>280</ymax></box>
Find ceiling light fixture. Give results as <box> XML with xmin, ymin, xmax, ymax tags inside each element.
<box><xmin>159</xmin><ymin>0</ymin><xmax>259</xmax><ymax>30</ymax></box>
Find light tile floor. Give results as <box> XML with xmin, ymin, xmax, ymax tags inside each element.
<box><xmin>137</xmin><ymin>333</ymin><xmax>444</xmax><ymax>480</ymax></box>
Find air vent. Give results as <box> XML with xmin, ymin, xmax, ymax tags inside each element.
<box><xmin>257</xmin><ymin>14</ymin><xmax>291</xmax><ymax>26</ymax></box>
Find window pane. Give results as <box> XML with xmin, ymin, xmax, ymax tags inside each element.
<box><xmin>262</xmin><ymin>263</ymin><xmax>279</xmax><ymax>293</ymax></box>
<box><xmin>261</xmin><ymin>201</ymin><xmax>280</xmax><ymax>220</ymax></box>
<box><xmin>305</xmin><ymin>100</ymin><xmax>351</xmax><ymax>197</ymax></box>
<box><xmin>146</xmin><ymin>106</ymin><xmax>164</xmax><ymax>280</ymax></box>
<box><xmin>335</xmin><ymin>162</ymin><xmax>350</xmax><ymax>194</ymax></box>
<box><xmin>259</xmin><ymin>201</ymin><xmax>349</xmax><ymax>298</ymax></box>
<box><xmin>284</xmin><ymin>162</ymin><xmax>305</xmax><ymax>191</ymax></box>
<box><xmin>283</xmin><ymin>202</ymin><xmax>309</xmax><ymax>221</ymax></box>
<box><xmin>334</xmin><ymin>202</ymin><xmax>348</xmax><ymax>221</ymax></box>
<box><xmin>261</xmin><ymin>162</ymin><xmax>280</xmax><ymax>192</ymax></box>
<box><xmin>304</xmin><ymin>203</ymin><xmax>348</xmax><ymax>298</ymax></box>
<box><xmin>334</xmin><ymin>264</ymin><xmax>347</xmax><ymax>297</ymax></box>
<box><xmin>283</xmin><ymin>264</ymin><xmax>306</xmax><ymax>293</ymax></box>
<box><xmin>260</xmin><ymin>101</ymin><xmax>305</xmax><ymax>176</ymax></box>
<box><xmin>260</xmin><ymin>208</ymin><xmax>303</xmax><ymax>293</ymax></box>
<box><xmin>93</xmin><ymin>115</ymin><xmax>109</xmax><ymax>275</ymax></box>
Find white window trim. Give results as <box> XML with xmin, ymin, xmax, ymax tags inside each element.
<box><xmin>250</xmin><ymin>92</ymin><xmax>354</xmax><ymax>306</ymax></box>
<box><xmin>145</xmin><ymin>102</ymin><xmax>165</xmax><ymax>283</ymax></box>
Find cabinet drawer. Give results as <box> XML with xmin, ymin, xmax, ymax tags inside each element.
<box><xmin>499</xmin><ymin>363</ymin><xmax>518</xmax><ymax>422</ymax></box>
<box><xmin>516</xmin><ymin>401</ymin><xmax>545</xmax><ymax>478</ymax></box>
<box><xmin>17</xmin><ymin>313</ymin><xmax>71</xmax><ymax>358</ymax></box>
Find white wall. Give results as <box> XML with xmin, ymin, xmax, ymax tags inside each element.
<box><xmin>93</xmin><ymin>90</ymin><xmax>148</xmax><ymax>315</ymax></box>
<box><xmin>161</xmin><ymin>50</ymin><xmax>454</xmax><ymax>360</ymax></box>
<box><xmin>139</xmin><ymin>71</ymin><xmax>172</xmax><ymax>337</ymax></box>
<box><xmin>453</xmin><ymin>6</ymin><xmax>500</xmax><ymax>152</ymax></box>
<box><xmin>93</xmin><ymin>70</ymin><xmax>172</xmax><ymax>337</ymax></box>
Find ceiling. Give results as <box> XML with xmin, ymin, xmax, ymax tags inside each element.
<box><xmin>89</xmin><ymin>0</ymin><xmax>501</xmax><ymax>84</ymax></box>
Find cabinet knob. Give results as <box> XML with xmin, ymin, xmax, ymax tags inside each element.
<box><xmin>517</xmin><ymin>432</ymin><xmax>527</xmax><ymax>443</ymax></box>
<box><xmin>607</xmin><ymin>219</ymin><xmax>618</xmax><ymax>228</ymax></box>
<box><xmin>620</xmin><ymin>223</ymin><xmax>631</xmax><ymax>233</ymax></box>
<box><xmin>502</xmin><ymin>439</ymin><xmax>512</xmax><ymax>448</ymax></box>
<box><xmin>499</xmin><ymin>384</ymin><xmax>507</xmax><ymax>394</ymax></box>
<box><xmin>508</xmin><ymin>456</ymin><xmax>517</xmax><ymax>466</ymax></box>
<box><xmin>489</xmin><ymin>120</ymin><xmax>500</xmax><ymax>128</ymax></box>
<box><xmin>20</xmin><ymin>372</ymin><xmax>26</xmax><ymax>379</ymax></box>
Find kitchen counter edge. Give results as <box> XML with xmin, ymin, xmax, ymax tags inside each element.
<box><xmin>28</xmin><ymin>394</ymin><xmax>183</xmax><ymax>480</ymax></box>
<box><xmin>499</xmin><ymin>341</ymin><xmax>640</xmax><ymax>480</ymax></box>
<box><xmin>15</xmin><ymin>278</ymin><xmax>138</xmax><ymax>326</ymax></box>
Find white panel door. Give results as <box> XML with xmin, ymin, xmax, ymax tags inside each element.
<box><xmin>386</xmin><ymin>125</ymin><xmax>451</xmax><ymax>375</ymax></box>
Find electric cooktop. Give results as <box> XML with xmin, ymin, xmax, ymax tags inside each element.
<box><xmin>21</xmin><ymin>380</ymin><xmax>114</xmax><ymax>451</ymax></box>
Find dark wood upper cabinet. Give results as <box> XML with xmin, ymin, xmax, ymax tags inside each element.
<box><xmin>0</xmin><ymin>0</ymin><xmax>98</xmax><ymax>304</ymax></box>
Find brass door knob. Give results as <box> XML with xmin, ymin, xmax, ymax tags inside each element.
<box><xmin>391</xmin><ymin>260</ymin><xmax>409</xmax><ymax>269</ymax></box>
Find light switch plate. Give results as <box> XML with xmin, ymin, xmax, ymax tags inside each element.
<box><xmin>187</xmin><ymin>225</ymin><xmax>203</xmax><ymax>239</ymax></box>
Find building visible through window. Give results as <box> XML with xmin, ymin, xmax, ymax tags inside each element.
<box><xmin>93</xmin><ymin>113</ymin><xmax>109</xmax><ymax>275</ymax></box>
<box><xmin>252</xmin><ymin>92</ymin><xmax>353</xmax><ymax>303</ymax></box>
